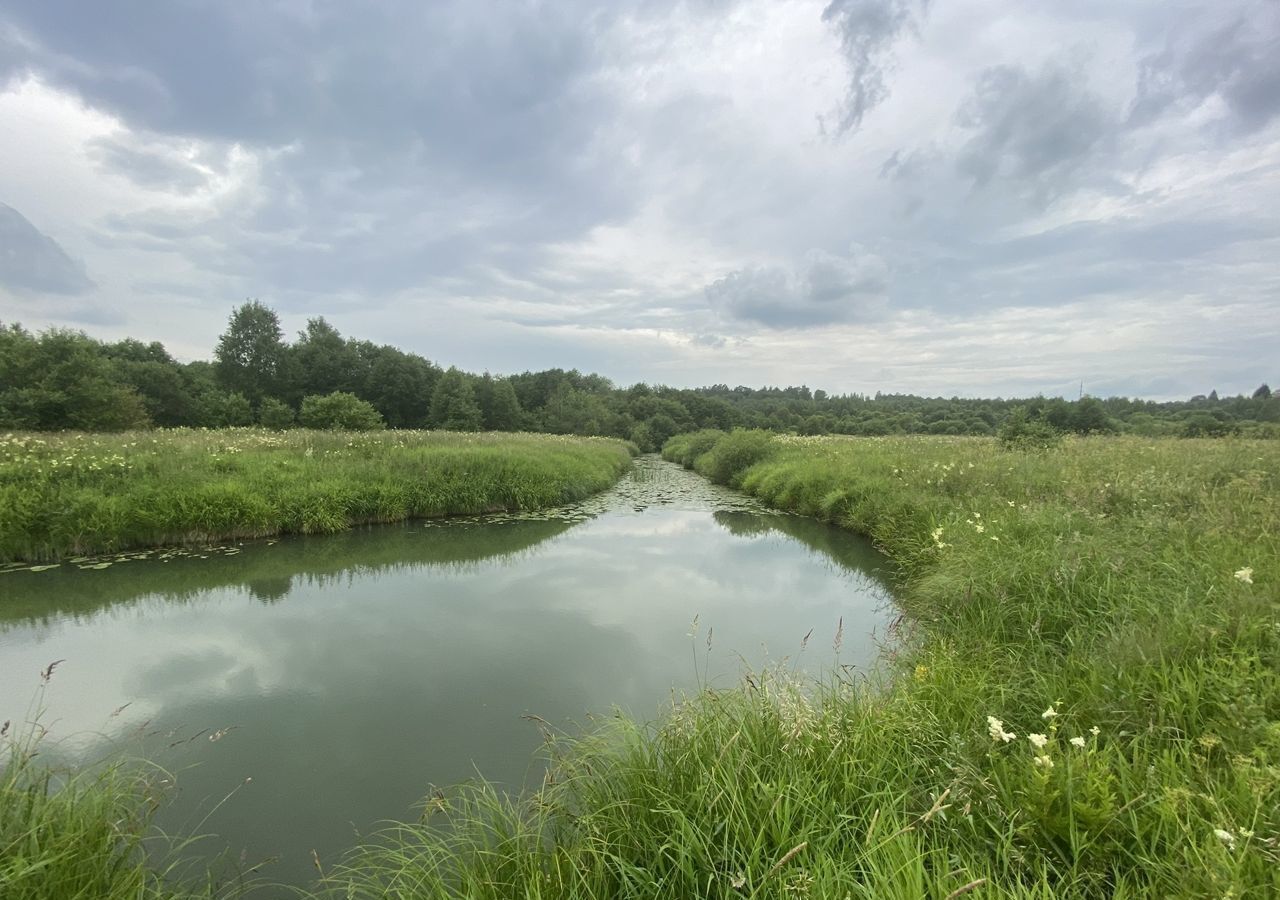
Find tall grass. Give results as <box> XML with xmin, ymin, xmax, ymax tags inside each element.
<box><xmin>0</xmin><ymin>678</ymin><xmax>229</xmax><ymax>900</ymax></box>
<box><xmin>312</xmin><ymin>432</ymin><xmax>1278</xmax><ymax>898</ymax></box>
<box><xmin>0</xmin><ymin>429</ymin><xmax>633</xmax><ymax>562</ymax></box>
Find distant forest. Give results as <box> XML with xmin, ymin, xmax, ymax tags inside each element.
<box><xmin>2</xmin><ymin>301</ymin><xmax>1276</xmax><ymax>447</ymax></box>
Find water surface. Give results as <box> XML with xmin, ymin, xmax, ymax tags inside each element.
<box><xmin>0</xmin><ymin>457</ymin><xmax>894</xmax><ymax>888</ymax></box>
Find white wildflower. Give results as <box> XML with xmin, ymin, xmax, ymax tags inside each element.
<box><xmin>1070</xmin><ymin>736</ymin><xmax>1086</xmax><ymax>749</ymax></box>
<box><xmin>1233</xmin><ymin>567</ymin><xmax>1253</xmax><ymax>584</ymax></box>
<box><xmin>1033</xmin><ymin>755</ymin><xmax>1054</xmax><ymax>769</ymax></box>
<box><xmin>1089</xmin><ymin>726</ymin><xmax>1100</xmax><ymax>736</ymax></box>
<box><xmin>987</xmin><ymin>716</ymin><xmax>1016</xmax><ymax>743</ymax></box>
<box><xmin>1042</xmin><ymin>706</ymin><xmax>1058</xmax><ymax>720</ymax></box>
<box><xmin>1028</xmin><ymin>733</ymin><xmax>1048</xmax><ymax>749</ymax></box>
<box><xmin>1215</xmin><ymin>828</ymin><xmax>1236</xmax><ymax>849</ymax></box>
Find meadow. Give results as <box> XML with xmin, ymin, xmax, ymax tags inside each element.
<box><xmin>3</xmin><ymin>431</ymin><xmax>1277</xmax><ymax>898</ymax></box>
<box><xmin>0</xmin><ymin>429</ymin><xmax>634</xmax><ymax>562</ymax></box>
<box><xmin>313</xmin><ymin>431</ymin><xmax>1278</xmax><ymax>898</ymax></box>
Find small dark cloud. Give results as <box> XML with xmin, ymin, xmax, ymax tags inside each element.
<box><xmin>690</xmin><ymin>333</ymin><xmax>727</xmax><ymax>348</ymax></box>
<box><xmin>1131</xmin><ymin>3</ymin><xmax>1280</xmax><ymax>134</ymax></box>
<box><xmin>954</xmin><ymin>63</ymin><xmax>1114</xmax><ymax>203</ymax></box>
<box><xmin>707</xmin><ymin>247</ymin><xmax>889</xmax><ymax>328</ymax></box>
<box><xmin>0</xmin><ymin>202</ymin><xmax>93</xmax><ymax>294</ymax></box>
<box><xmin>89</xmin><ymin>136</ymin><xmax>210</xmax><ymax>192</ymax></box>
<box><xmin>821</xmin><ymin>0</ymin><xmax>928</xmax><ymax>135</ymax></box>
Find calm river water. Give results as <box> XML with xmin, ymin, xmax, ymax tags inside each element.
<box><xmin>0</xmin><ymin>456</ymin><xmax>894</xmax><ymax>889</ymax></box>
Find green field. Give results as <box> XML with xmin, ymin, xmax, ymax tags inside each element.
<box><xmin>0</xmin><ymin>429</ymin><xmax>634</xmax><ymax>562</ymax></box>
<box><xmin>3</xmin><ymin>432</ymin><xmax>1277</xmax><ymax>898</ymax></box>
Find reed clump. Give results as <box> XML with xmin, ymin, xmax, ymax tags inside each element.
<box><xmin>0</xmin><ymin>429</ymin><xmax>634</xmax><ymax>562</ymax></box>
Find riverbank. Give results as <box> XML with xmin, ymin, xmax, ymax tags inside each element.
<box><xmin>316</xmin><ymin>431</ymin><xmax>1278</xmax><ymax>898</ymax></box>
<box><xmin>0</xmin><ymin>429</ymin><xmax>634</xmax><ymax>562</ymax></box>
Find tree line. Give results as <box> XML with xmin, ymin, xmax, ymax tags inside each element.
<box><xmin>2</xmin><ymin>301</ymin><xmax>1276</xmax><ymax>445</ymax></box>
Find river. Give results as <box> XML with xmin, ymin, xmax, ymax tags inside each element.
<box><xmin>0</xmin><ymin>456</ymin><xmax>894</xmax><ymax>889</ymax></box>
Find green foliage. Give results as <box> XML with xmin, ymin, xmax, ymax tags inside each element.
<box><xmin>0</xmin><ymin>430</ymin><xmax>633</xmax><ymax>562</ymax></box>
<box><xmin>291</xmin><ymin>317</ymin><xmax>355</xmax><ymax>399</ymax></box>
<box><xmin>1181</xmin><ymin>411</ymin><xmax>1238</xmax><ymax>438</ymax></box>
<box><xmin>0</xmin><ymin>325</ymin><xmax>151</xmax><ymax>431</ymax></box>
<box><xmin>998</xmin><ymin>406</ymin><xmax>1064</xmax><ymax>450</ymax></box>
<box><xmin>299</xmin><ymin>392</ymin><xmax>386</xmax><ymax>431</ymax></box>
<box><xmin>691</xmin><ymin>429</ymin><xmax>778</xmax><ymax>485</ymax></box>
<box><xmin>257</xmin><ymin>397</ymin><xmax>296</xmax><ymax>430</ymax></box>
<box><xmin>212</xmin><ymin>300</ymin><xmax>288</xmax><ymax>404</ymax></box>
<box><xmin>3</xmin><ymin>306</ymin><xmax>1277</xmax><ymax>440</ymax></box>
<box><xmin>429</xmin><ymin>368</ymin><xmax>483</xmax><ymax>431</ymax></box>
<box><xmin>660</xmin><ymin>428</ymin><xmax>726</xmax><ymax>468</ymax></box>
<box><xmin>198</xmin><ymin>391</ymin><xmax>254</xmax><ymax>427</ymax></box>
<box><xmin>476</xmin><ymin>375</ymin><xmax>523</xmax><ymax>431</ymax></box>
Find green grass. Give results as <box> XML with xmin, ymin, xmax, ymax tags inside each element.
<box><xmin>310</xmin><ymin>432</ymin><xmax>1278</xmax><ymax>898</ymax></box>
<box><xmin>0</xmin><ymin>429</ymin><xmax>634</xmax><ymax>562</ymax></box>
<box><xmin>1</xmin><ymin>680</ymin><xmax>225</xmax><ymax>900</ymax></box>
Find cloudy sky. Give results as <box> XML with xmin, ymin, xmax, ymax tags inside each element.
<box><xmin>1</xmin><ymin>0</ymin><xmax>1276</xmax><ymax>398</ymax></box>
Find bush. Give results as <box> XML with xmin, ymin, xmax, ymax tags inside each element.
<box><xmin>257</xmin><ymin>397</ymin><xmax>295</xmax><ymax>430</ymax></box>
<box><xmin>1180</xmin><ymin>412</ymin><xmax>1238</xmax><ymax>438</ymax></box>
<box><xmin>660</xmin><ymin>429</ymin><xmax>725</xmax><ymax>468</ymax></box>
<box><xmin>692</xmin><ymin>429</ymin><xmax>777</xmax><ymax>485</ymax></box>
<box><xmin>299</xmin><ymin>392</ymin><xmax>385</xmax><ymax>431</ymax></box>
<box><xmin>998</xmin><ymin>407</ymin><xmax>1063</xmax><ymax>450</ymax></box>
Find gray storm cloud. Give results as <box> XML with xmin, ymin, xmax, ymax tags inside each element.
<box><xmin>707</xmin><ymin>247</ymin><xmax>889</xmax><ymax>329</ymax></box>
<box><xmin>0</xmin><ymin>203</ymin><xmax>93</xmax><ymax>296</ymax></box>
<box><xmin>822</xmin><ymin>0</ymin><xmax>929</xmax><ymax>134</ymax></box>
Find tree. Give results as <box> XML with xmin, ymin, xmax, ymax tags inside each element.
<box><xmin>365</xmin><ymin>347</ymin><xmax>438</xmax><ymax>428</ymax></box>
<box><xmin>214</xmin><ymin>300</ymin><xmax>288</xmax><ymax>405</ymax></box>
<box><xmin>299</xmin><ymin>392</ymin><xmax>385</xmax><ymax>430</ymax></box>
<box><xmin>292</xmin><ymin>317</ymin><xmax>354</xmax><ymax>399</ymax></box>
<box><xmin>481</xmin><ymin>377</ymin><xmax>523</xmax><ymax>431</ymax></box>
<box><xmin>1069</xmin><ymin>397</ymin><xmax>1116</xmax><ymax>435</ymax></box>
<box><xmin>0</xmin><ymin>325</ymin><xmax>150</xmax><ymax>431</ymax></box>
<box><xmin>430</xmin><ymin>368</ymin><xmax>483</xmax><ymax>431</ymax></box>
<box><xmin>1254</xmin><ymin>384</ymin><xmax>1272</xmax><ymax>400</ymax></box>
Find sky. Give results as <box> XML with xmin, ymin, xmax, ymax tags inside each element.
<box><xmin>0</xmin><ymin>0</ymin><xmax>1277</xmax><ymax>399</ymax></box>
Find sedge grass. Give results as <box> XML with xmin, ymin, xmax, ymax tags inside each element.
<box><xmin>0</xmin><ymin>429</ymin><xmax>633</xmax><ymax>562</ymax></box>
<box><xmin>0</xmin><ymin>678</ymin><xmax>237</xmax><ymax>900</ymax></box>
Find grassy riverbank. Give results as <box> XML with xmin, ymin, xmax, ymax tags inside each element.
<box><xmin>315</xmin><ymin>431</ymin><xmax>1278</xmax><ymax>898</ymax></box>
<box><xmin>0</xmin><ymin>429</ymin><xmax>633</xmax><ymax>562</ymax></box>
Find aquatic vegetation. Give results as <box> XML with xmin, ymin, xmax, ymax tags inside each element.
<box><xmin>0</xmin><ymin>429</ymin><xmax>633</xmax><ymax>562</ymax></box>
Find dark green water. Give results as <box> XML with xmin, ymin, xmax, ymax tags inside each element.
<box><xmin>0</xmin><ymin>457</ymin><xmax>893</xmax><ymax>889</ymax></box>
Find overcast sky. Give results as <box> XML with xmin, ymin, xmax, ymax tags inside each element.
<box><xmin>1</xmin><ymin>0</ymin><xmax>1276</xmax><ymax>398</ymax></box>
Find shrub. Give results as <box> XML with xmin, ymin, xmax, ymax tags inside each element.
<box><xmin>998</xmin><ymin>407</ymin><xmax>1063</xmax><ymax>450</ymax></box>
<box><xmin>299</xmin><ymin>392</ymin><xmax>385</xmax><ymax>431</ymax></box>
<box><xmin>692</xmin><ymin>429</ymin><xmax>777</xmax><ymax>484</ymax></box>
<box><xmin>661</xmin><ymin>429</ymin><xmax>725</xmax><ymax>468</ymax></box>
<box><xmin>257</xmin><ymin>397</ymin><xmax>295</xmax><ymax>430</ymax></box>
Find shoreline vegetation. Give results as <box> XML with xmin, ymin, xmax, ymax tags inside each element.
<box><xmin>4</xmin><ymin>431</ymin><xmax>1278</xmax><ymax>897</ymax></box>
<box><xmin>0</xmin><ymin>429</ymin><xmax>634</xmax><ymax>563</ymax></box>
